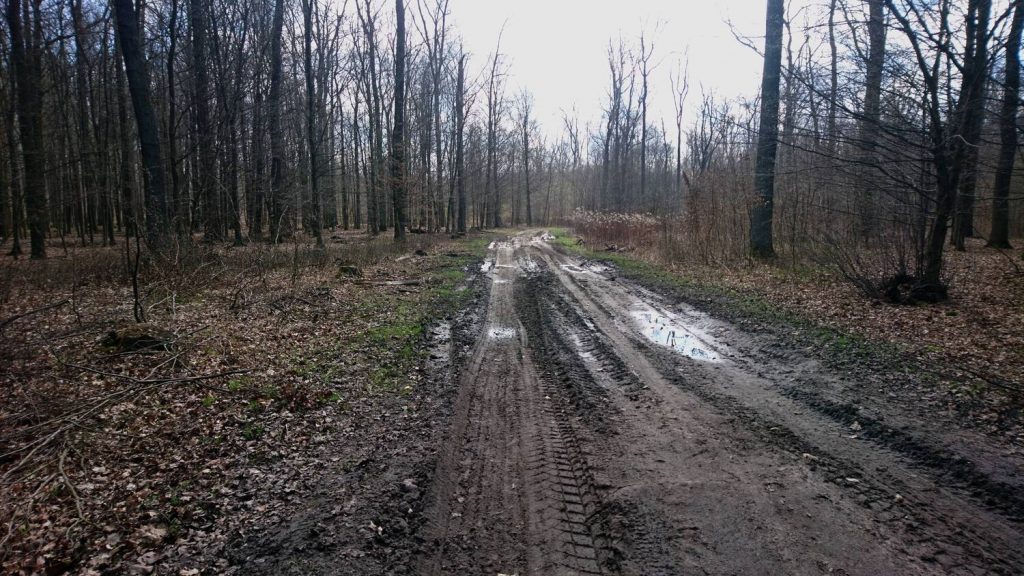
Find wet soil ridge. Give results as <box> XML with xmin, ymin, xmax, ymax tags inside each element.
<box><xmin>782</xmin><ymin>386</ymin><xmax>1024</xmax><ymax>522</ymax></box>
<box><xmin>416</xmin><ymin>231</ymin><xmax>1024</xmax><ymax>575</ymax></box>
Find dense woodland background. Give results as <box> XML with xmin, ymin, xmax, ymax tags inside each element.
<box><xmin>1</xmin><ymin>0</ymin><xmax>1023</xmax><ymax>299</ymax></box>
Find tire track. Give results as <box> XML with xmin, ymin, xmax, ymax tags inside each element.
<box><xmin>416</xmin><ymin>239</ymin><xmax>612</xmax><ymax>576</ymax></box>
<box><xmin>533</xmin><ymin>235</ymin><xmax>1024</xmax><ymax>575</ymax></box>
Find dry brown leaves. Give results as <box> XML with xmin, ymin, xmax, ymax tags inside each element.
<box><xmin>656</xmin><ymin>238</ymin><xmax>1024</xmax><ymax>404</ymax></box>
<box><xmin>0</xmin><ymin>232</ymin><xmax>482</xmax><ymax>575</ymax></box>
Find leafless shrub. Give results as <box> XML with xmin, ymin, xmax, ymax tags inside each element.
<box><xmin>812</xmin><ymin>229</ymin><xmax>949</xmax><ymax>304</ymax></box>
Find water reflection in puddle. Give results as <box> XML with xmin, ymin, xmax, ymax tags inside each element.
<box><xmin>488</xmin><ymin>326</ymin><xmax>518</xmax><ymax>340</ymax></box>
<box><xmin>631</xmin><ymin>310</ymin><xmax>721</xmax><ymax>362</ymax></box>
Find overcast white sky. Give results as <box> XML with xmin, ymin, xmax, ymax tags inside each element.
<box><xmin>447</xmin><ymin>0</ymin><xmax>773</xmax><ymax>135</ymax></box>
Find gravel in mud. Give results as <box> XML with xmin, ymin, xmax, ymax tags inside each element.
<box><xmin>414</xmin><ymin>231</ymin><xmax>1024</xmax><ymax>576</ymax></box>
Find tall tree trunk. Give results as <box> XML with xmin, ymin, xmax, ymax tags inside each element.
<box><xmin>639</xmin><ymin>33</ymin><xmax>650</xmax><ymax>207</ymax></box>
<box><xmin>4</xmin><ymin>78</ymin><xmax>22</xmax><ymax>256</ymax></box>
<box><xmin>190</xmin><ymin>0</ymin><xmax>219</xmax><ymax>242</ymax></box>
<box><xmin>390</xmin><ymin>0</ymin><xmax>407</xmax><ymax>241</ymax></box>
<box><xmin>340</xmin><ymin>106</ymin><xmax>349</xmax><ymax>230</ymax></box>
<box><xmin>268</xmin><ymin>0</ymin><xmax>288</xmax><ymax>242</ymax></box>
<box><xmin>827</xmin><ymin>0</ymin><xmax>839</xmax><ymax>147</ymax></box>
<box><xmin>249</xmin><ymin>87</ymin><xmax>265</xmax><ymax>240</ymax></box>
<box><xmin>946</xmin><ymin>0</ymin><xmax>987</xmax><ymax>251</ymax></box>
<box><xmin>302</xmin><ymin>0</ymin><xmax>324</xmax><ymax>247</ymax></box>
<box><xmin>456</xmin><ymin>53</ymin><xmax>467</xmax><ymax>234</ymax></box>
<box><xmin>988</xmin><ymin>0</ymin><xmax>1022</xmax><ymax>249</ymax></box>
<box><xmin>522</xmin><ymin>100</ymin><xmax>532</xmax><ymax>226</ymax></box>
<box><xmin>72</xmin><ymin>0</ymin><xmax>97</xmax><ymax>245</ymax></box>
<box><xmin>353</xmin><ymin>100</ymin><xmax>363</xmax><ymax>229</ymax></box>
<box><xmin>952</xmin><ymin>0</ymin><xmax>991</xmax><ymax>251</ymax></box>
<box><xmin>858</xmin><ymin>0</ymin><xmax>886</xmax><ymax>238</ymax></box>
<box><xmin>750</xmin><ymin>0</ymin><xmax>784</xmax><ymax>258</ymax></box>
<box><xmin>114</xmin><ymin>0</ymin><xmax>170</xmax><ymax>251</ymax></box>
<box><xmin>115</xmin><ymin>32</ymin><xmax>135</xmax><ymax>238</ymax></box>
<box><xmin>7</xmin><ymin>0</ymin><xmax>47</xmax><ymax>258</ymax></box>
<box><xmin>165</xmin><ymin>0</ymin><xmax>187</xmax><ymax>240</ymax></box>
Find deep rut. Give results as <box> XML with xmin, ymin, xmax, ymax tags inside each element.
<box><xmin>416</xmin><ymin>239</ymin><xmax>608</xmax><ymax>576</ymax></box>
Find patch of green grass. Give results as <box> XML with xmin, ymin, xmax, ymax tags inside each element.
<box><xmin>241</xmin><ymin>424</ymin><xmax>264</xmax><ymax>441</ymax></box>
<box><xmin>368</xmin><ymin>322</ymin><xmax>423</xmax><ymax>342</ymax></box>
<box><xmin>201</xmin><ymin>395</ymin><xmax>216</xmax><ymax>408</ymax></box>
<box><xmin>299</xmin><ymin>232</ymin><xmax>498</xmax><ymax>400</ymax></box>
<box><xmin>227</xmin><ymin>377</ymin><xmax>250</xmax><ymax>392</ymax></box>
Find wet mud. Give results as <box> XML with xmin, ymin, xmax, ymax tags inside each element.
<box><xmin>414</xmin><ymin>231</ymin><xmax>1024</xmax><ymax>575</ymax></box>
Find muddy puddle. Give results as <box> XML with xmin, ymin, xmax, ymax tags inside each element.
<box><xmin>561</xmin><ymin>262</ymin><xmax>611</xmax><ymax>276</ymax></box>
<box><xmin>487</xmin><ymin>326</ymin><xmax>518</xmax><ymax>339</ymax></box>
<box><xmin>630</xmin><ymin>308</ymin><xmax>724</xmax><ymax>362</ymax></box>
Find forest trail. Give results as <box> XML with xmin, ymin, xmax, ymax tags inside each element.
<box><xmin>415</xmin><ymin>230</ymin><xmax>1024</xmax><ymax>575</ymax></box>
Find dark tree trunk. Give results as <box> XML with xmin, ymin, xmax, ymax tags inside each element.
<box><xmin>952</xmin><ymin>0</ymin><xmax>991</xmax><ymax>251</ymax></box>
<box><xmin>113</xmin><ymin>0</ymin><xmax>170</xmax><ymax>251</ymax></box>
<box><xmin>302</xmin><ymin>0</ymin><xmax>324</xmax><ymax>247</ymax></box>
<box><xmin>249</xmin><ymin>87</ymin><xmax>265</xmax><ymax>240</ymax></box>
<box><xmin>522</xmin><ymin>100</ymin><xmax>532</xmax><ymax>227</ymax></box>
<box><xmin>72</xmin><ymin>0</ymin><xmax>97</xmax><ymax>245</ymax></box>
<box><xmin>750</xmin><ymin>0</ymin><xmax>784</xmax><ymax>258</ymax></box>
<box><xmin>858</xmin><ymin>0</ymin><xmax>886</xmax><ymax>237</ymax></box>
<box><xmin>456</xmin><ymin>54</ymin><xmax>466</xmax><ymax>234</ymax></box>
<box><xmin>268</xmin><ymin>0</ymin><xmax>288</xmax><ymax>242</ymax></box>
<box><xmin>988</xmin><ymin>0</ymin><xmax>1022</xmax><ymax>249</ymax></box>
<box><xmin>826</xmin><ymin>0</ymin><xmax>839</xmax><ymax>146</ymax></box>
<box><xmin>166</xmin><ymin>0</ymin><xmax>187</xmax><ymax>240</ymax></box>
<box><xmin>390</xmin><ymin>0</ymin><xmax>408</xmax><ymax>241</ymax></box>
<box><xmin>5</xmin><ymin>32</ymin><xmax>23</xmax><ymax>257</ymax></box>
<box><xmin>639</xmin><ymin>34</ymin><xmax>650</xmax><ymax>207</ymax></box>
<box><xmin>340</xmin><ymin>106</ymin><xmax>350</xmax><ymax>230</ymax></box>
<box><xmin>353</xmin><ymin>100</ymin><xmax>363</xmax><ymax>229</ymax></box>
<box><xmin>7</xmin><ymin>0</ymin><xmax>47</xmax><ymax>258</ymax></box>
<box><xmin>190</xmin><ymin>0</ymin><xmax>220</xmax><ymax>242</ymax></box>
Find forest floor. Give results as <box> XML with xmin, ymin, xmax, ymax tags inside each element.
<box><xmin>2</xmin><ymin>228</ymin><xmax>1023</xmax><ymax>575</ymax></box>
<box><xmin>0</xmin><ymin>230</ymin><xmax>493</xmax><ymax>575</ymax></box>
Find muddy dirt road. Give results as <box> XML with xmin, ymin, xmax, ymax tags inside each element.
<box><xmin>414</xmin><ymin>231</ymin><xmax>1024</xmax><ymax>575</ymax></box>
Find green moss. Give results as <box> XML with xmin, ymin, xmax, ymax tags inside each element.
<box><xmin>241</xmin><ymin>424</ymin><xmax>264</xmax><ymax>441</ymax></box>
<box><xmin>368</xmin><ymin>322</ymin><xmax>424</xmax><ymax>342</ymax></box>
<box><xmin>322</xmin><ymin>232</ymin><xmax>496</xmax><ymax>399</ymax></box>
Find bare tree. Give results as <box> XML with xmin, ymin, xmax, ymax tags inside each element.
<box><xmin>517</xmin><ymin>90</ymin><xmax>533</xmax><ymax>226</ymax></box>
<box><xmin>268</xmin><ymin>0</ymin><xmax>288</xmax><ymax>242</ymax></box>
<box><xmin>670</xmin><ymin>57</ymin><xmax>689</xmax><ymax>200</ymax></box>
<box><xmin>113</xmin><ymin>0</ymin><xmax>171</xmax><ymax>250</ymax></box>
<box><xmin>302</xmin><ymin>0</ymin><xmax>325</xmax><ymax>247</ymax></box>
<box><xmin>750</xmin><ymin>0</ymin><xmax>785</xmax><ymax>258</ymax></box>
<box><xmin>6</xmin><ymin>0</ymin><xmax>47</xmax><ymax>258</ymax></box>
<box><xmin>390</xmin><ymin>0</ymin><xmax>408</xmax><ymax>241</ymax></box>
<box><xmin>857</xmin><ymin>0</ymin><xmax>886</xmax><ymax>237</ymax></box>
<box><xmin>884</xmin><ymin>0</ymin><xmax>991</xmax><ymax>296</ymax></box>
<box><xmin>455</xmin><ymin>51</ymin><xmax>466</xmax><ymax>233</ymax></box>
<box><xmin>987</xmin><ymin>0</ymin><xmax>1022</xmax><ymax>249</ymax></box>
